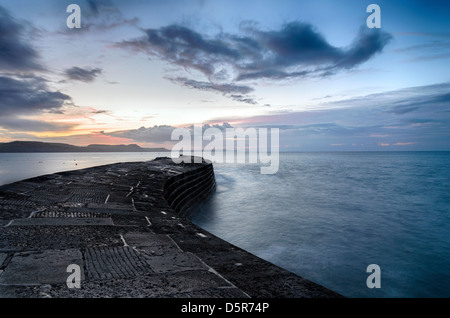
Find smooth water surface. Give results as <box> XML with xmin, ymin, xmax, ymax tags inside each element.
<box><xmin>189</xmin><ymin>152</ymin><xmax>450</xmax><ymax>298</ymax></box>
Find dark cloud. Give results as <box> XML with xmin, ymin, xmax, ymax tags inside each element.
<box><xmin>0</xmin><ymin>76</ymin><xmax>71</xmax><ymax>117</ymax></box>
<box><xmin>0</xmin><ymin>117</ymin><xmax>75</xmax><ymax>132</ymax></box>
<box><xmin>114</xmin><ymin>23</ymin><xmax>258</xmax><ymax>81</ymax></box>
<box><xmin>384</xmin><ymin>87</ymin><xmax>450</xmax><ymax>115</ymax></box>
<box><xmin>239</xmin><ymin>24</ymin><xmax>392</xmax><ymax>79</ymax></box>
<box><xmin>169</xmin><ymin>77</ymin><xmax>252</xmax><ymax>94</ymax></box>
<box><xmin>143</xmin><ymin>25</ymin><xmax>240</xmax><ymax>77</ymax></box>
<box><xmin>64</xmin><ymin>66</ymin><xmax>102</xmax><ymax>82</ymax></box>
<box><xmin>90</xmin><ymin>109</ymin><xmax>109</xmax><ymax>114</ymax></box>
<box><xmin>236</xmin><ymin>69</ymin><xmax>311</xmax><ymax>81</ymax></box>
<box><xmin>0</xmin><ymin>74</ymin><xmax>75</xmax><ymax>132</ymax></box>
<box><xmin>86</xmin><ymin>0</ymin><xmax>101</xmax><ymax>16</ymax></box>
<box><xmin>0</xmin><ymin>6</ymin><xmax>42</xmax><ymax>71</ymax></box>
<box><xmin>0</xmin><ymin>6</ymin><xmax>77</xmax><ymax>133</ymax></box>
<box><xmin>61</xmin><ymin>0</ymin><xmax>138</xmax><ymax>35</ymax></box>
<box><xmin>168</xmin><ymin>77</ymin><xmax>257</xmax><ymax>104</ymax></box>
<box><xmin>404</xmin><ymin>118</ymin><xmax>443</xmax><ymax>125</ymax></box>
<box><xmin>240</xmin><ymin>22</ymin><xmax>341</xmax><ymax>77</ymax></box>
<box><xmin>229</xmin><ymin>94</ymin><xmax>258</xmax><ymax>105</ymax></box>
<box><xmin>333</xmin><ymin>27</ymin><xmax>393</xmax><ymax>70</ymax></box>
<box><xmin>116</xmin><ymin>21</ymin><xmax>391</xmax><ymax>104</ymax></box>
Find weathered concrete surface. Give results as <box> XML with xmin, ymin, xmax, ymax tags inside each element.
<box><xmin>7</xmin><ymin>218</ymin><xmax>115</xmax><ymax>226</ymax></box>
<box><xmin>0</xmin><ymin>249</ymin><xmax>84</xmax><ymax>285</ymax></box>
<box><xmin>0</xmin><ymin>157</ymin><xmax>342</xmax><ymax>298</ymax></box>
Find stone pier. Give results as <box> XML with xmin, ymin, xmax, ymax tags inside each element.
<box><xmin>0</xmin><ymin>157</ymin><xmax>342</xmax><ymax>298</ymax></box>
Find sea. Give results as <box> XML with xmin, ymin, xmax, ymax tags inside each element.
<box><xmin>1</xmin><ymin>151</ymin><xmax>449</xmax><ymax>298</ymax></box>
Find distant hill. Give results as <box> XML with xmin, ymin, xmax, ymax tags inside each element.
<box><xmin>0</xmin><ymin>141</ymin><xmax>169</xmax><ymax>153</ymax></box>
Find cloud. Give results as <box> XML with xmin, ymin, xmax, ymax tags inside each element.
<box><xmin>64</xmin><ymin>66</ymin><xmax>102</xmax><ymax>82</ymax></box>
<box><xmin>393</xmin><ymin>142</ymin><xmax>415</xmax><ymax>146</ymax></box>
<box><xmin>0</xmin><ymin>117</ymin><xmax>75</xmax><ymax>132</ymax></box>
<box><xmin>60</xmin><ymin>0</ymin><xmax>139</xmax><ymax>35</ymax></box>
<box><xmin>324</xmin><ymin>82</ymin><xmax>450</xmax><ymax>117</ymax></box>
<box><xmin>0</xmin><ymin>76</ymin><xmax>72</xmax><ymax>117</ymax></box>
<box><xmin>103</xmin><ymin>123</ymin><xmax>234</xmax><ymax>144</ymax></box>
<box><xmin>332</xmin><ymin>27</ymin><xmax>392</xmax><ymax>70</ymax></box>
<box><xmin>169</xmin><ymin>77</ymin><xmax>252</xmax><ymax>94</ymax></box>
<box><xmin>0</xmin><ymin>75</ymin><xmax>76</xmax><ymax>132</ymax></box>
<box><xmin>90</xmin><ymin>109</ymin><xmax>109</xmax><ymax>114</ymax></box>
<box><xmin>382</xmin><ymin>86</ymin><xmax>450</xmax><ymax>115</ymax></box>
<box><xmin>116</xmin><ymin>21</ymin><xmax>392</xmax><ymax>103</ymax></box>
<box><xmin>377</xmin><ymin>142</ymin><xmax>415</xmax><ymax>147</ymax></box>
<box><xmin>168</xmin><ymin>77</ymin><xmax>257</xmax><ymax>104</ymax></box>
<box><xmin>229</xmin><ymin>95</ymin><xmax>258</xmax><ymax>105</ymax></box>
<box><xmin>0</xmin><ymin>6</ymin><xmax>42</xmax><ymax>72</ymax></box>
<box><xmin>86</xmin><ymin>0</ymin><xmax>102</xmax><ymax>16</ymax></box>
<box><xmin>202</xmin><ymin>82</ymin><xmax>450</xmax><ymax>150</ymax></box>
<box><xmin>116</xmin><ymin>24</ymin><xmax>240</xmax><ymax>79</ymax></box>
<box><xmin>393</xmin><ymin>32</ymin><xmax>450</xmax><ymax>62</ymax></box>
<box><xmin>105</xmin><ymin>125</ymin><xmax>176</xmax><ymax>144</ymax></box>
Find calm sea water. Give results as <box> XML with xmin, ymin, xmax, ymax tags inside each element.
<box><xmin>189</xmin><ymin>152</ymin><xmax>450</xmax><ymax>298</ymax></box>
<box><xmin>0</xmin><ymin>152</ymin><xmax>449</xmax><ymax>298</ymax></box>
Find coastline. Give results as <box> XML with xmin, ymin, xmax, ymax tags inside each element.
<box><xmin>0</xmin><ymin>157</ymin><xmax>342</xmax><ymax>298</ymax></box>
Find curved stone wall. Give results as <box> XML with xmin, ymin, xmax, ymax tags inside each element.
<box><xmin>163</xmin><ymin>159</ymin><xmax>216</xmax><ymax>216</ymax></box>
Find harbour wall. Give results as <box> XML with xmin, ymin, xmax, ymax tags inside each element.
<box><xmin>164</xmin><ymin>158</ymin><xmax>216</xmax><ymax>216</ymax></box>
<box><xmin>0</xmin><ymin>157</ymin><xmax>342</xmax><ymax>298</ymax></box>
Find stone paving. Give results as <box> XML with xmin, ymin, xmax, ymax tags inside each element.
<box><xmin>0</xmin><ymin>157</ymin><xmax>342</xmax><ymax>298</ymax></box>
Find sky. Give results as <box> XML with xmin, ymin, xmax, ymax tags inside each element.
<box><xmin>0</xmin><ymin>0</ymin><xmax>449</xmax><ymax>151</ymax></box>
